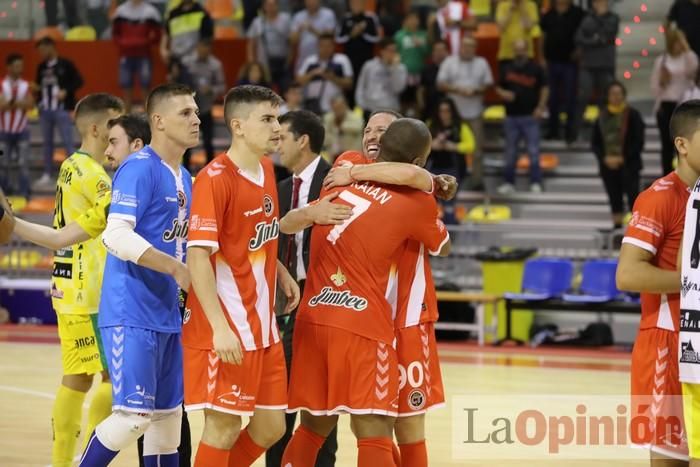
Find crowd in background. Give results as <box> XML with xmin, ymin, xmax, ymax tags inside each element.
<box><xmin>5</xmin><ymin>0</ymin><xmax>700</xmax><ymax>224</ymax></box>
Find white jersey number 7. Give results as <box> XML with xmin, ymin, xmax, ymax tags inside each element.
<box><xmin>326</xmin><ymin>190</ymin><xmax>372</xmax><ymax>244</ymax></box>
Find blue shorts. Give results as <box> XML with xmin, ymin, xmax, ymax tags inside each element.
<box><xmin>101</xmin><ymin>326</ymin><xmax>183</xmax><ymax>413</ymax></box>
<box><xmin>118</xmin><ymin>56</ymin><xmax>152</xmax><ymax>89</ymax></box>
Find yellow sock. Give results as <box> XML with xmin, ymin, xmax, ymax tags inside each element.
<box><xmin>82</xmin><ymin>381</ymin><xmax>112</xmax><ymax>452</ymax></box>
<box><xmin>52</xmin><ymin>385</ymin><xmax>87</xmax><ymax>467</ymax></box>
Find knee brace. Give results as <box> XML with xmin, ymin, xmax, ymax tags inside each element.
<box><xmin>95</xmin><ymin>410</ymin><xmax>152</xmax><ymax>451</ymax></box>
<box><xmin>143</xmin><ymin>407</ymin><xmax>182</xmax><ymax>456</ymax></box>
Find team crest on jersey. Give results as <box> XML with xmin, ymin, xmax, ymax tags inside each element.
<box><xmin>183</xmin><ymin>307</ymin><xmax>191</xmax><ymax>324</ymax></box>
<box><xmin>408</xmin><ymin>389</ymin><xmax>426</xmax><ymax>410</ymax></box>
<box><xmin>177</xmin><ymin>190</ymin><xmax>187</xmax><ymax>208</ymax></box>
<box><xmin>263</xmin><ymin>195</ymin><xmax>274</xmax><ymax>217</ymax></box>
<box><xmin>330</xmin><ymin>267</ymin><xmax>346</xmax><ymax>286</ymax></box>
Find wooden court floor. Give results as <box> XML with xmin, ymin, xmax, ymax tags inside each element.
<box><xmin>0</xmin><ymin>331</ymin><xmax>651</xmax><ymax>467</ymax></box>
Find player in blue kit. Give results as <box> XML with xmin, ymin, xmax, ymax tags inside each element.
<box><xmin>79</xmin><ymin>83</ymin><xmax>200</xmax><ymax>467</ymax></box>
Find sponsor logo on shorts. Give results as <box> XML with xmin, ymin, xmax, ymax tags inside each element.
<box><xmin>308</xmin><ymin>287</ymin><xmax>368</xmax><ymax>311</ymax></box>
<box><xmin>126</xmin><ymin>385</ymin><xmax>154</xmax><ymax>406</ymax></box>
<box><xmin>74</xmin><ymin>335</ymin><xmax>96</xmax><ymax>349</ymax></box>
<box><xmin>81</xmin><ymin>352</ymin><xmax>100</xmax><ymax>364</ymax></box>
<box><xmin>408</xmin><ymin>389</ymin><xmax>426</xmax><ymax>410</ymax></box>
<box><xmin>218</xmin><ymin>385</ymin><xmax>254</xmax><ymax>407</ymax></box>
<box><xmin>681</xmin><ymin>340</ymin><xmax>700</xmax><ymax>364</ymax></box>
<box><xmin>681</xmin><ymin>309</ymin><xmax>700</xmax><ymax>332</ymax></box>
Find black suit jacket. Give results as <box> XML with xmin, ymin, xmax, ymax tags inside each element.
<box><xmin>277</xmin><ymin>157</ymin><xmax>331</xmax><ymax>280</ymax></box>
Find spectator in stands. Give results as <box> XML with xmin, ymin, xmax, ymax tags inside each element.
<box><xmin>496</xmin><ymin>38</ymin><xmax>548</xmax><ymax>195</ymax></box>
<box><xmin>183</xmin><ymin>38</ymin><xmax>225</xmax><ymax>167</ymax></box>
<box><xmin>0</xmin><ymin>54</ymin><xmax>34</xmax><ymax>200</ymax></box>
<box><xmin>376</xmin><ymin>0</ymin><xmax>403</xmax><ymax>37</ymax></box>
<box><xmin>540</xmin><ymin>0</ymin><xmax>584</xmax><ymax>143</ymax></box>
<box><xmin>160</xmin><ymin>0</ymin><xmax>214</xmax><ymax>64</ymax></box>
<box><xmin>34</xmin><ymin>36</ymin><xmax>83</xmax><ymax>187</ymax></box>
<box><xmin>87</xmin><ymin>0</ymin><xmax>111</xmax><ymax>38</ymax></box>
<box><xmin>652</xmin><ymin>28</ymin><xmax>698</xmax><ymax>175</ymax></box>
<box><xmin>166</xmin><ymin>57</ymin><xmax>193</xmax><ymax>86</ymax></box>
<box><xmin>437</xmin><ymin>36</ymin><xmax>492</xmax><ymax>191</ymax></box>
<box><xmin>44</xmin><ymin>0</ymin><xmax>80</xmax><ymax>29</ymax></box>
<box><xmin>280</xmin><ymin>81</ymin><xmax>304</xmax><ymax>114</ymax></box>
<box><xmin>571</xmin><ymin>0</ymin><xmax>619</xmax><ymax>142</ymax></box>
<box><xmin>247</xmin><ymin>0</ymin><xmax>293</xmax><ymax>92</ymax></box>
<box><xmin>322</xmin><ymin>94</ymin><xmax>364</xmax><ymax>158</ymax></box>
<box><xmin>592</xmin><ymin>81</ymin><xmax>645</xmax><ymax>229</ymax></box>
<box><xmin>429</xmin><ymin>0</ymin><xmax>476</xmax><ymax>55</ymax></box>
<box><xmin>668</xmin><ymin>0</ymin><xmax>700</xmax><ymax>58</ymax></box>
<box><xmin>496</xmin><ymin>0</ymin><xmax>539</xmax><ymax>65</ymax></box>
<box><xmin>237</xmin><ymin>61</ymin><xmax>272</xmax><ymax>87</ymax></box>
<box><xmin>296</xmin><ymin>33</ymin><xmax>353</xmax><ymax>115</ymax></box>
<box><xmin>291</xmin><ymin>0</ymin><xmax>337</xmax><ymax>72</ymax></box>
<box><xmin>420</xmin><ymin>39</ymin><xmax>449</xmax><ymax>119</ymax></box>
<box><xmin>395</xmin><ymin>10</ymin><xmax>430</xmax><ymax>116</ymax></box>
<box><xmin>428</xmin><ymin>97</ymin><xmax>475</xmax><ymax>223</ymax></box>
<box><xmin>355</xmin><ymin>38</ymin><xmax>407</xmax><ymax>119</ymax></box>
<box><xmin>336</xmin><ymin>0</ymin><xmax>382</xmax><ymax>107</ymax></box>
<box><xmin>113</xmin><ymin>0</ymin><xmax>162</xmax><ymax>112</ymax></box>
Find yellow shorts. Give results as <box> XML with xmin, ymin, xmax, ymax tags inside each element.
<box><xmin>682</xmin><ymin>383</ymin><xmax>700</xmax><ymax>458</ymax></box>
<box><xmin>57</xmin><ymin>312</ymin><xmax>106</xmax><ymax>375</ymax></box>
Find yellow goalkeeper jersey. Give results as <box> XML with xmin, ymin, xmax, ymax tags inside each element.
<box><xmin>51</xmin><ymin>150</ymin><xmax>111</xmax><ymax>315</ymax></box>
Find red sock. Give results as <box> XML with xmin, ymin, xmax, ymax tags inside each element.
<box><xmin>194</xmin><ymin>441</ymin><xmax>229</xmax><ymax>467</ymax></box>
<box><xmin>357</xmin><ymin>437</ymin><xmax>394</xmax><ymax>467</ymax></box>
<box><xmin>399</xmin><ymin>440</ymin><xmax>427</xmax><ymax>467</ymax></box>
<box><xmin>281</xmin><ymin>425</ymin><xmax>326</xmax><ymax>467</ymax></box>
<box><xmin>228</xmin><ymin>429</ymin><xmax>266</xmax><ymax>467</ymax></box>
<box><xmin>392</xmin><ymin>441</ymin><xmax>402</xmax><ymax>466</ymax></box>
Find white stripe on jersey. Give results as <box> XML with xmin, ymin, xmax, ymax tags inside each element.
<box><xmin>656</xmin><ymin>293</ymin><xmax>674</xmax><ymax>331</ymax></box>
<box><xmin>405</xmin><ymin>244</ymin><xmax>427</xmax><ymax>328</ymax></box>
<box><xmin>1</xmin><ymin>77</ymin><xmax>29</xmax><ymax>133</ymax></box>
<box><xmin>680</xmin><ymin>178</ymin><xmax>700</xmax><ymax>383</ymax></box>
<box><xmin>217</xmin><ymin>258</ymin><xmax>257</xmax><ymax>350</ymax></box>
<box><xmin>251</xmin><ymin>255</ymin><xmax>272</xmax><ymax>347</ymax></box>
<box><xmin>385</xmin><ymin>267</ymin><xmax>398</xmax><ymax>321</ymax></box>
<box><xmin>621</xmin><ymin>237</ymin><xmax>658</xmax><ymax>255</ymax></box>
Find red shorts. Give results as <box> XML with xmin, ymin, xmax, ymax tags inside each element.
<box><xmin>396</xmin><ymin>322</ymin><xmax>445</xmax><ymax>416</ymax></box>
<box><xmin>183</xmin><ymin>341</ymin><xmax>288</xmax><ymax>416</ymax></box>
<box><xmin>630</xmin><ymin>327</ymin><xmax>688</xmax><ymax>460</ymax></box>
<box><xmin>288</xmin><ymin>321</ymin><xmax>400</xmax><ymax>416</ymax></box>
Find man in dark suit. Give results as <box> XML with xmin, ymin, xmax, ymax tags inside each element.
<box><xmin>267</xmin><ymin>110</ymin><xmax>338</xmax><ymax>467</ymax></box>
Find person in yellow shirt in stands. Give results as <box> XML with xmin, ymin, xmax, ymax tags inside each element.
<box><xmin>13</xmin><ymin>93</ymin><xmax>123</xmax><ymax>467</ymax></box>
<box><xmin>496</xmin><ymin>0</ymin><xmax>540</xmax><ymax>64</ymax></box>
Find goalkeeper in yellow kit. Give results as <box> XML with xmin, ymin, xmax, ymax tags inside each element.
<box><xmin>13</xmin><ymin>93</ymin><xmax>123</xmax><ymax>466</ymax></box>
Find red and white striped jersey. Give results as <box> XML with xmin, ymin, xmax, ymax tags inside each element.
<box><xmin>437</xmin><ymin>0</ymin><xmax>472</xmax><ymax>56</ymax></box>
<box><xmin>387</xmin><ymin>240</ymin><xmax>439</xmax><ymax>329</ymax></box>
<box><xmin>184</xmin><ymin>154</ymin><xmax>281</xmax><ymax>351</ymax></box>
<box><xmin>0</xmin><ymin>76</ymin><xmax>30</xmax><ymax>134</ymax></box>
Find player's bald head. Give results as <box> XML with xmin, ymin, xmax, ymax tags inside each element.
<box><xmin>223</xmin><ymin>84</ymin><xmax>283</xmax><ymax>131</ymax></box>
<box><xmin>378</xmin><ymin>118</ymin><xmax>432</xmax><ymax>166</ymax></box>
<box><xmin>146</xmin><ymin>83</ymin><xmax>195</xmax><ymax>117</ymax></box>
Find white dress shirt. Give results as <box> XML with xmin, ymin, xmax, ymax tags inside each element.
<box><xmin>294</xmin><ymin>156</ymin><xmax>321</xmax><ymax>280</ymax></box>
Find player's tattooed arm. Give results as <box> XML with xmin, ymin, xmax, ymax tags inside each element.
<box><xmin>188</xmin><ymin>246</ymin><xmax>243</xmax><ymax>365</ymax></box>
<box><xmin>279</xmin><ymin>191</ymin><xmax>353</xmax><ymax>234</ymax></box>
<box><xmin>616</xmin><ymin>242</ymin><xmax>681</xmax><ymax>293</ymax></box>
<box><xmin>324</xmin><ymin>162</ymin><xmax>434</xmax><ymax>192</ymax></box>
<box><xmin>13</xmin><ymin>219</ymin><xmax>90</xmax><ymax>251</ymax></box>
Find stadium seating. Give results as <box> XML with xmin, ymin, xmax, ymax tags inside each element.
<box><xmin>503</xmin><ymin>257</ymin><xmax>574</xmax><ymax>301</ymax></box>
<box><xmin>562</xmin><ymin>259</ymin><xmax>620</xmax><ymax>303</ymax></box>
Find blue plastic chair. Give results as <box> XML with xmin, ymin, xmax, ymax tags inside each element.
<box><xmin>503</xmin><ymin>257</ymin><xmax>574</xmax><ymax>301</ymax></box>
<box><xmin>562</xmin><ymin>259</ymin><xmax>619</xmax><ymax>303</ymax></box>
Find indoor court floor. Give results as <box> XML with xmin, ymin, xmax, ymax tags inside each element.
<box><xmin>0</xmin><ymin>326</ymin><xmax>651</xmax><ymax>466</ymax></box>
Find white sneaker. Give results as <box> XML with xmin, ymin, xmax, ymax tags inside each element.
<box><xmin>530</xmin><ymin>183</ymin><xmax>543</xmax><ymax>193</ymax></box>
<box><xmin>497</xmin><ymin>183</ymin><xmax>515</xmax><ymax>195</ymax></box>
